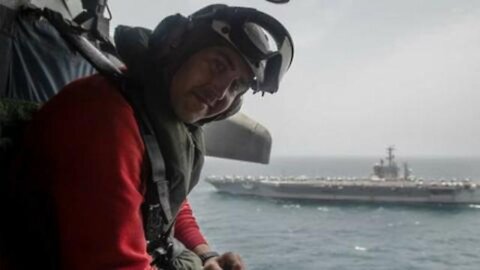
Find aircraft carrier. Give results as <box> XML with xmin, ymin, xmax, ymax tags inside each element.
<box><xmin>206</xmin><ymin>147</ymin><xmax>480</xmax><ymax>204</ymax></box>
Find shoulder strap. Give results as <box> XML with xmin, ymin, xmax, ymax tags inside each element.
<box><xmin>119</xmin><ymin>81</ymin><xmax>175</xmax><ymax>235</ymax></box>
<box><xmin>121</xmin><ymin>81</ymin><xmax>177</xmax><ymax>269</ymax></box>
<box><xmin>129</xmin><ymin>90</ymin><xmax>174</xmax><ymax>228</ymax></box>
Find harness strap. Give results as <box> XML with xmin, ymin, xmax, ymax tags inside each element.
<box><xmin>124</xmin><ymin>87</ymin><xmax>173</xmax><ymax>227</ymax></box>
<box><xmin>144</xmin><ymin>133</ymin><xmax>173</xmax><ymax>226</ymax></box>
<box><xmin>122</xmin><ymin>82</ymin><xmax>176</xmax><ymax>268</ymax></box>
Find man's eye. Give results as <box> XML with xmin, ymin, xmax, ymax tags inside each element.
<box><xmin>213</xmin><ymin>59</ymin><xmax>227</xmax><ymax>73</ymax></box>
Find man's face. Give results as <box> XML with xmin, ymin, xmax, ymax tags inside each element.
<box><xmin>169</xmin><ymin>46</ymin><xmax>253</xmax><ymax>124</ymax></box>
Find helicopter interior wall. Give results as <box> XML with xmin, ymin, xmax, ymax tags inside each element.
<box><xmin>0</xmin><ymin>7</ymin><xmax>96</xmax><ymax>102</ymax></box>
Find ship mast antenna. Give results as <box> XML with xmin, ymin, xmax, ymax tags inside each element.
<box><xmin>387</xmin><ymin>146</ymin><xmax>395</xmax><ymax>167</ymax></box>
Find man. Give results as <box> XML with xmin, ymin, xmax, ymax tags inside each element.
<box><xmin>7</xmin><ymin>4</ymin><xmax>293</xmax><ymax>270</ymax></box>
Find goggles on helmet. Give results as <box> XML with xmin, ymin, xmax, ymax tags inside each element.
<box><xmin>189</xmin><ymin>5</ymin><xmax>294</xmax><ymax>94</ymax></box>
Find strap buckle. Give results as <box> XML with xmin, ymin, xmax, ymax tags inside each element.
<box><xmin>150</xmin><ymin>241</ymin><xmax>174</xmax><ymax>269</ymax></box>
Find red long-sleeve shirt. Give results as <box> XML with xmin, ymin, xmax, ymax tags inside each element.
<box><xmin>19</xmin><ymin>74</ymin><xmax>206</xmax><ymax>269</ymax></box>
<box><xmin>175</xmin><ymin>201</ymin><xmax>206</xmax><ymax>250</ymax></box>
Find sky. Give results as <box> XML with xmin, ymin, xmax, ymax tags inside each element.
<box><xmin>109</xmin><ymin>0</ymin><xmax>480</xmax><ymax>157</ymax></box>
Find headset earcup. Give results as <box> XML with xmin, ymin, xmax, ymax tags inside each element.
<box><xmin>114</xmin><ymin>26</ymin><xmax>152</xmax><ymax>66</ymax></box>
<box><xmin>149</xmin><ymin>14</ymin><xmax>190</xmax><ymax>59</ymax></box>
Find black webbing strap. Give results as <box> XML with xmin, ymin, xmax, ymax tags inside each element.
<box><xmin>123</xmin><ymin>83</ymin><xmax>176</xmax><ymax>267</ymax></box>
<box><xmin>123</xmin><ymin>100</ymin><xmax>176</xmax><ymax>269</ymax></box>
<box><xmin>144</xmin><ymin>134</ymin><xmax>173</xmax><ymax>225</ymax></box>
<box><xmin>120</xmin><ymin>82</ymin><xmax>173</xmax><ymax>233</ymax></box>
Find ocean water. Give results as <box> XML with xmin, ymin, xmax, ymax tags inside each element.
<box><xmin>188</xmin><ymin>156</ymin><xmax>480</xmax><ymax>270</ymax></box>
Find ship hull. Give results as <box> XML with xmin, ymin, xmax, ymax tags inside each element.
<box><xmin>207</xmin><ymin>179</ymin><xmax>480</xmax><ymax>204</ymax></box>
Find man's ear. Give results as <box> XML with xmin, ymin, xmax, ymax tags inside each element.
<box><xmin>148</xmin><ymin>14</ymin><xmax>190</xmax><ymax>59</ymax></box>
